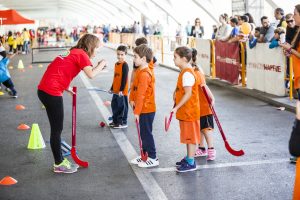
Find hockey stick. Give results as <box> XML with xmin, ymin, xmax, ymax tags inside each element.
<box><xmin>71</xmin><ymin>86</ymin><xmax>89</xmax><ymax>167</ymax></box>
<box><xmin>164</xmin><ymin>112</ymin><xmax>173</xmax><ymax>132</ymax></box>
<box><xmin>135</xmin><ymin>118</ymin><xmax>148</xmax><ymax>161</ymax></box>
<box><xmin>165</xmin><ymin>103</ymin><xmax>175</xmax><ymax>132</ymax></box>
<box><xmin>201</xmin><ymin>86</ymin><xmax>244</xmax><ymax>156</ymax></box>
<box><xmin>87</xmin><ymin>87</ymin><xmax>113</xmax><ymax>94</ymax></box>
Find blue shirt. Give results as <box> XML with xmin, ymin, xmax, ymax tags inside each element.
<box><xmin>0</xmin><ymin>58</ymin><xmax>10</xmax><ymax>83</ymax></box>
<box><xmin>230</xmin><ymin>27</ymin><xmax>239</xmax><ymax>37</ymax></box>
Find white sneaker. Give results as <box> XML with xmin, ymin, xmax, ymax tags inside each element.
<box><xmin>138</xmin><ymin>158</ymin><xmax>159</xmax><ymax>168</ymax></box>
<box><xmin>130</xmin><ymin>156</ymin><xmax>143</xmax><ymax>165</ymax></box>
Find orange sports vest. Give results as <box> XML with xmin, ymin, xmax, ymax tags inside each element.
<box><xmin>112</xmin><ymin>61</ymin><xmax>129</xmax><ymax>96</ymax></box>
<box><xmin>194</xmin><ymin>69</ymin><xmax>212</xmax><ymax>117</ymax></box>
<box><xmin>130</xmin><ymin>67</ymin><xmax>156</xmax><ymax>115</ymax></box>
<box><xmin>292</xmin><ymin>46</ymin><xmax>300</xmax><ymax>89</ymax></box>
<box><xmin>175</xmin><ymin>68</ymin><xmax>200</xmax><ymax>121</ymax></box>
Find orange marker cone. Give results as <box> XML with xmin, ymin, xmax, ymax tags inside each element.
<box><xmin>0</xmin><ymin>176</ymin><xmax>17</xmax><ymax>186</ymax></box>
<box><xmin>16</xmin><ymin>104</ymin><xmax>26</xmax><ymax>110</ymax></box>
<box><xmin>17</xmin><ymin>123</ymin><xmax>30</xmax><ymax>130</ymax></box>
<box><xmin>28</xmin><ymin>65</ymin><xmax>33</xmax><ymax>68</ymax></box>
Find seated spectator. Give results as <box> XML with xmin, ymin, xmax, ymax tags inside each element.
<box><xmin>258</xmin><ymin>16</ymin><xmax>276</xmax><ymax>43</ymax></box>
<box><xmin>269</xmin><ymin>27</ymin><xmax>285</xmax><ymax>49</ymax></box>
<box><xmin>224</xmin><ymin>18</ymin><xmax>240</xmax><ymax>42</ymax></box>
<box><xmin>274</xmin><ymin>8</ymin><xmax>287</xmax><ymax>28</ymax></box>
<box><xmin>249</xmin><ymin>27</ymin><xmax>261</xmax><ymax>48</ymax></box>
<box><xmin>215</xmin><ymin>14</ymin><xmax>232</xmax><ymax>41</ymax></box>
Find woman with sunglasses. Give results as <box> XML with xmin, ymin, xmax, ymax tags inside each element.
<box><xmin>190</xmin><ymin>18</ymin><xmax>204</xmax><ymax>38</ymax></box>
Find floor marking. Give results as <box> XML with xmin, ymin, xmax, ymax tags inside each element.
<box><xmin>79</xmin><ymin>73</ymin><xmax>168</xmax><ymax>200</ymax></box>
<box><xmin>149</xmin><ymin>158</ymin><xmax>289</xmax><ymax>173</ymax></box>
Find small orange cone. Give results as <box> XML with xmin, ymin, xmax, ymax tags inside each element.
<box><xmin>0</xmin><ymin>176</ymin><xmax>17</xmax><ymax>186</ymax></box>
<box><xmin>28</xmin><ymin>65</ymin><xmax>33</xmax><ymax>68</ymax></box>
<box><xmin>16</xmin><ymin>104</ymin><xmax>26</xmax><ymax>110</ymax></box>
<box><xmin>17</xmin><ymin>124</ymin><xmax>30</xmax><ymax>130</ymax></box>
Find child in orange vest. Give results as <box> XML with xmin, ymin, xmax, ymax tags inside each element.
<box><xmin>172</xmin><ymin>46</ymin><xmax>201</xmax><ymax>172</ymax></box>
<box><xmin>191</xmin><ymin>48</ymin><xmax>216</xmax><ymax>161</ymax></box>
<box><xmin>289</xmin><ymin>101</ymin><xmax>300</xmax><ymax>200</ymax></box>
<box><xmin>130</xmin><ymin>37</ymin><xmax>157</xmax><ymax>87</ymax></box>
<box><xmin>109</xmin><ymin>45</ymin><xmax>129</xmax><ymax>128</ymax></box>
<box><xmin>130</xmin><ymin>44</ymin><xmax>159</xmax><ymax>168</ymax></box>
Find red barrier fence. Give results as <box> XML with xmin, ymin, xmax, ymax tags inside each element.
<box><xmin>215</xmin><ymin>40</ymin><xmax>240</xmax><ymax>85</ymax></box>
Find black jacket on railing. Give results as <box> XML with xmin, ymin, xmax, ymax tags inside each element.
<box><xmin>190</xmin><ymin>26</ymin><xmax>204</xmax><ymax>38</ymax></box>
<box><xmin>289</xmin><ymin>119</ymin><xmax>300</xmax><ymax>157</ymax></box>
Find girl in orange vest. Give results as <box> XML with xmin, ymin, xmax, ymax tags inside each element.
<box><xmin>191</xmin><ymin>48</ymin><xmax>216</xmax><ymax>161</ymax></box>
<box><xmin>280</xmin><ymin>4</ymin><xmax>300</xmax><ymax>101</ymax></box>
<box><xmin>172</xmin><ymin>46</ymin><xmax>201</xmax><ymax>172</ymax></box>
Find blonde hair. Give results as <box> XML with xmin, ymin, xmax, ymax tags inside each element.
<box><xmin>71</xmin><ymin>34</ymin><xmax>100</xmax><ymax>58</ymax></box>
<box><xmin>274</xmin><ymin>27</ymin><xmax>285</xmax><ymax>35</ymax></box>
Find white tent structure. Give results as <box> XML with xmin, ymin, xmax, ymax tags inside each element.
<box><xmin>0</xmin><ymin>0</ymin><xmax>299</xmax><ymax>37</ymax></box>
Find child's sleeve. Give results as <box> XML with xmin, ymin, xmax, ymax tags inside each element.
<box><xmin>134</xmin><ymin>72</ymin><xmax>151</xmax><ymax>115</ymax></box>
<box><xmin>120</xmin><ymin>62</ymin><xmax>129</xmax><ymax>91</ymax></box>
<box><xmin>182</xmin><ymin>72</ymin><xmax>195</xmax><ymax>87</ymax></box>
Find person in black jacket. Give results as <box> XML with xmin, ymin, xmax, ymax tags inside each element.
<box><xmin>190</xmin><ymin>18</ymin><xmax>204</xmax><ymax>38</ymax></box>
<box><xmin>289</xmin><ymin>101</ymin><xmax>300</xmax><ymax>159</ymax></box>
<box><xmin>289</xmin><ymin>100</ymin><xmax>300</xmax><ymax>199</ymax></box>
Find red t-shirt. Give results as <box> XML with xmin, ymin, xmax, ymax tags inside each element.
<box><xmin>38</xmin><ymin>48</ymin><xmax>91</xmax><ymax>96</ymax></box>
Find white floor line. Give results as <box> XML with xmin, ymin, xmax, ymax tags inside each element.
<box><xmin>79</xmin><ymin>73</ymin><xmax>168</xmax><ymax>200</ymax></box>
<box><xmin>149</xmin><ymin>158</ymin><xmax>290</xmax><ymax>173</ymax></box>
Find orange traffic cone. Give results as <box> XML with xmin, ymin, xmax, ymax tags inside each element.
<box><xmin>16</xmin><ymin>104</ymin><xmax>26</xmax><ymax>110</ymax></box>
<box><xmin>28</xmin><ymin>65</ymin><xmax>33</xmax><ymax>69</ymax></box>
<box><xmin>17</xmin><ymin>124</ymin><xmax>30</xmax><ymax>130</ymax></box>
<box><xmin>0</xmin><ymin>176</ymin><xmax>17</xmax><ymax>186</ymax></box>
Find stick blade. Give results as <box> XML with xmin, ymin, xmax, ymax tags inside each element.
<box><xmin>141</xmin><ymin>152</ymin><xmax>148</xmax><ymax>162</ymax></box>
<box><xmin>164</xmin><ymin>117</ymin><xmax>168</xmax><ymax>132</ymax></box>
<box><xmin>71</xmin><ymin>147</ymin><xmax>89</xmax><ymax>168</ymax></box>
<box><xmin>225</xmin><ymin>142</ymin><xmax>245</xmax><ymax>157</ymax></box>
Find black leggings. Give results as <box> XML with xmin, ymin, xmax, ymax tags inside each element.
<box><xmin>37</xmin><ymin>90</ymin><xmax>64</xmax><ymax>165</ymax></box>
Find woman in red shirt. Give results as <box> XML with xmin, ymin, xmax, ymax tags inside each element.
<box><xmin>38</xmin><ymin>34</ymin><xmax>106</xmax><ymax>174</ymax></box>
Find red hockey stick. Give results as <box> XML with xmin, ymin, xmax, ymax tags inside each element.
<box><xmin>135</xmin><ymin>118</ymin><xmax>148</xmax><ymax>161</ymax></box>
<box><xmin>165</xmin><ymin>103</ymin><xmax>175</xmax><ymax>132</ymax></box>
<box><xmin>165</xmin><ymin>112</ymin><xmax>173</xmax><ymax>132</ymax></box>
<box><xmin>71</xmin><ymin>86</ymin><xmax>89</xmax><ymax>167</ymax></box>
<box><xmin>201</xmin><ymin>86</ymin><xmax>244</xmax><ymax>156</ymax></box>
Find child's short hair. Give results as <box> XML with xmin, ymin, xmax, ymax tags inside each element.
<box><xmin>274</xmin><ymin>27</ymin><xmax>285</xmax><ymax>35</ymax></box>
<box><xmin>70</xmin><ymin>33</ymin><xmax>100</xmax><ymax>58</ymax></box>
<box><xmin>255</xmin><ymin>27</ymin><xmax>261</xmax><ymax>32</ymax></box>
<box><xmin>175</xmin><ymin>46</ymin><xmax>192</xmax><ymax>62</ymax></box>
<box><xmin>134</xmin><ymin>44</ymin><xmax>153</xmax><ymax>63</ymax></box>
<box><xmin>135</xmin><ymin>37</ymin><xmax>148</xmax><ymax>46</ymax></box>
<box><xmin>117</xmin><ymin>45</ymin><xmax>127</xmax><ymax>54</ymax></box>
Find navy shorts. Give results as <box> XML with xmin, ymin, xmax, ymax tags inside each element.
<box><xmin>200</xmin><ymin>115</ymin><xmax>214</xmax><ymax>131</ymax></box>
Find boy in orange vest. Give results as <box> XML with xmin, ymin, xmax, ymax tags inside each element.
<box><xmin>130</xmin><ymin>44</ymin><xmax>159</xmax><ymax>168</ymax></box>
<box><xmin>172</xmin><ymin>46</ymin><xmax>201</xmax><ymax>172</ymax></box>
<box><xmin>130</xmin><ymin>37</ymin><xmax>157</xmax><ymax>87</ymax></box>
<box><xmin>109</xmin><ymin>45</ymin><xmax>129</xmax><ymax>128</ymax></box>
